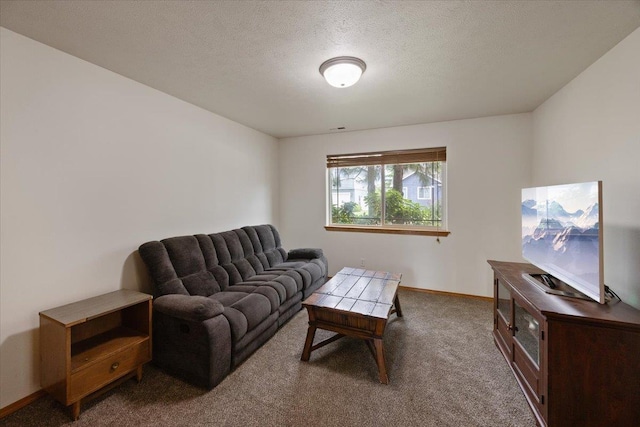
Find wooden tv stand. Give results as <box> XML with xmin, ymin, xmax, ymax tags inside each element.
<box><xmin>488</xmin><ymin>260</ymin><xmax>640</xmax><ymax>427</ymax></box>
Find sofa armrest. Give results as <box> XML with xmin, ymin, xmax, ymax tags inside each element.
<box><xmin>287</xmin><ymin>248</ymin><xmax>324</xmax><ymax>259</ymax></box>
<box><xmin>153</xmin><ymin>294</ymin><xmax>224</xmax><ymax>322</ymax></box>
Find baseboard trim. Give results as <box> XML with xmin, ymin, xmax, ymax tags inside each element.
<box><xmin>399</xmin><ymin>285</ymin><xmax>492</xmax><ymax>302</ymax></box>
<box><xmin>0</xmin><ymin>389</ymin><xmax>46</xmax><ymax>419</ymax></box>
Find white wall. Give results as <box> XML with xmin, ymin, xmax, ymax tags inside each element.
<box><xmin>532</xmin><ymin>28</ymin><xmax>640</xmax><ymax>309</ymax></box>
<box><xmin>0</xmin><ymin>28</ymin><xmax>279</xmax><ymax>408</ymax></box>
<box><xmin>278</xmin><ymin>114</ymin><xmax>532</xmax><ymax>296</ymax></box>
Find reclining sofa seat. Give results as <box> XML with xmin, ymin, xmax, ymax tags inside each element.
<box><xmin>138</xmin><ymin>224</ymin><xmax>327</xmax><ymax>388</ymax></box>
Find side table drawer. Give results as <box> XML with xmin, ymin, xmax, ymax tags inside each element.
<box><xmin>69</xmin><ymin>339</ymin><xmax>150</xmax><ymax>402</ymax></box>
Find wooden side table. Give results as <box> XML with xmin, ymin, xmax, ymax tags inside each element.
<box><xmin>39</xmin><ymin>289</ymin><xmax>152</xmax><ymax>420</ymax></box>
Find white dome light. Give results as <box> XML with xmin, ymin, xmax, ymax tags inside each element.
<box><xmin>319</xmin><ymin>57</ymin><xmax>366</xmax><ymax>88</ymax></box>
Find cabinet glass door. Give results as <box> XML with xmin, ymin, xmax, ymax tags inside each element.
<box><xmin>497</xmin><ymin>280</ymin><xmax>511</xmax><ymax>321</ymax></box>
<box><xmin>514</xmin><ymin>300</ymin><xmax>540</xmax><ymax>366</ymax></box>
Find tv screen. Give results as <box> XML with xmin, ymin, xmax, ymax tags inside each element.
<box><xmin>522</xmin><ymin>181</ymin><xmax>604</xmax><ymax>303</ymax></box>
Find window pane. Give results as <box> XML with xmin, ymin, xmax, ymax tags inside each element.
<box><xmin>417</xmin><ymin>186</ymin><xmax>432</xmax><ymax>200</ymax></box>
<box><xmin>383</xmin><ymin>162</ymin><xmax>444</xmax><ymax>227</ymax></box>
<box><xmin>329</xmin><ymin>166</ymin><xmax>381</xmax><ymax>225</ymax></box>
<box><xmin>327</xmin><ymin>149</ymin><xmax>447</xmax><ymax>231</ymax></box>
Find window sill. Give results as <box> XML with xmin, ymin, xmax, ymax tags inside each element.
<box><xmin>324</xmin><ymin>225</ymin><xmax>450</xmax><ymax>237</ymax></box>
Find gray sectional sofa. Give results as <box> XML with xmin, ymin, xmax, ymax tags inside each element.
<box><xmin>138</xmin><ymin>224</ymin><xmax>327</xmax><ymax>388</ymax></box>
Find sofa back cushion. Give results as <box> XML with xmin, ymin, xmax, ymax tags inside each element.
<box><xmin>139</xmin><ymin>236</ymin><xmax>226</xmax><ymax>297</ymax></box>
<box><xmin>139</xmin><ymin>225</ymin><xmax>289</xmax><ymax>297</ymax></box>
<box><xmin>242</xmin><ymin>225</ymin><xmax>287</xmax><ymax>269</ymax></box>
<box><xmin>163</xmin><ymin>236</ymin><xmax>207</xmax><ymax>277</ymax></box>
<box><xmin>210</xmin><ymin>231</ymin><xmax>259</xmax><ymax>285</ymax></box>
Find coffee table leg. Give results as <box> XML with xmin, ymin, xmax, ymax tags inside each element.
<box><xmin>301</xmin><ymin>324</ymin><xmax>317</xmax><ymax>361</ymax></box>
<box><xmin>373</xmin><ymin>338</ymin><xmax>389</xmax><ymax>384</ymax></box>
<box><xmin>394</xmin><ymin>294</ymin><xmax>403</xmax><ymax>317</ymax></box>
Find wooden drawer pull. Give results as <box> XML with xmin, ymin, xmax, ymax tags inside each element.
<box><xmin>110</xmin><ymin>362</ymin><xmax>120</xmax><ymax>371</ymax></box>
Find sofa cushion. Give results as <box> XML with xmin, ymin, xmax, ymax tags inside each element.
<box><xmin>195</xmin><ymin>234</ymin><xmax>219</xmax><ymax>269</ymax></box>
<box><xmin>245</xmin><ymin>272</ymin><xmax>301</xmax><ymax>301</ymax></box>
<box><xmin>210</xmin><ymin>292</ymin><xmax>273</xmax><ymax>344</ymax></box>
<box><xmin>211</xmin><ymin>231</ymin><xmax>263</xmax><ymax>286</ymax></box>
<box><xmin>138</xmin><ymin>241</ymin><xmax>179</xmax><ymax>286</ymax></box>
<box><xmin>276</xmin><ymin>265</ymin><xmax>311</xmax><ymax>289</ymax></box>
<box><xmin>181</xmin><ymin>271</ymin><xmax>221</xmax><ymax>296</ymax></box>
<box><xmin>282</xmin><ymin>258</ymin><xmax>326</xmax><ymax>286</ymax></box>
<box><xmin>232</xmin><ymin>229</ymin><xmax>266</xmax><ymax>274</ymax></box>
<box><xmin>226</xmin><ymin>284</ymin><xmax>280</xmax><ymax>313</ymax></box>
<box><xmin>139</xmin><ymin>236</ymin><xmax>223</xmax><ymax>297</ymax></box>
<box><xmin>156</xmin><ymin>278</ymin><xmax>189</xmax><ymax>296</ymax></box>
<box><xmin>163</xmin><ymin>236</ymin><xmax>208</xmax><ymax>277</ymax></box>
<box><xmin>242</xmin><ymin>225</ymin><xmax>287</xmax><ymax>269</ymax></box>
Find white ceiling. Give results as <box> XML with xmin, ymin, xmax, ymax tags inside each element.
<box><xmin>1</xmin><ymin>1</ymin><xmax>639</xmax><ymax>139</ymax></box>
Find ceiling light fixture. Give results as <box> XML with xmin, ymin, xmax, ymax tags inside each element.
<box><xmin>319</xmin><ymin>56</ymin><xmax>366</xmax><ymax>88</ymax></box>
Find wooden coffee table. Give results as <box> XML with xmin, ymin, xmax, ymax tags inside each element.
<box><xmin>301</xmin><ymin>267</ymin><xmax>402</xmax><ymax>384</ymax></box>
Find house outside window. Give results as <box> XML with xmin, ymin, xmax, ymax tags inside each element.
<box><xmin>326</xmin><ymin>147</ymin><xmax>448</xmax><ymax>236</ymax></box>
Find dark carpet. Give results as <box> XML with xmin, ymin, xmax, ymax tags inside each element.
<box><xmin>2</xmin><ymin>289</ymin><xmax>536</xmax><ymax>426</ymax></box>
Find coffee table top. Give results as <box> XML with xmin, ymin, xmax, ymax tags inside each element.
<box><xmin>303</xmin><ymin>267</ymin><xmax>402</xmax><ymax>319</ymax></box>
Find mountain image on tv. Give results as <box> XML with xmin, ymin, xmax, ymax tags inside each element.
<box><xmin>522</xmin><ymin>181</ymin><xmax>601</xmax><ymax>287</ymax></box>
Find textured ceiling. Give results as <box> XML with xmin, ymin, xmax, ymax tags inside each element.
<box><xmin>1</xmin><ymin>1</ymin><xmax>639</xmax><ymax>138</ymax></box>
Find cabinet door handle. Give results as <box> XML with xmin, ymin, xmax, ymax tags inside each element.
<box><xmin>110</xmin><ymin>362</ymin><xmax>120</xmax><ymax>371</ymax></box>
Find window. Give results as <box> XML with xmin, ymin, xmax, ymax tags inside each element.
<box><xmin>417</xmin><ymin>186</ymin><xmax>432</xmax><ymax>200</ymax></box>
<box><xmin>326</xmin><ymin>147</ymin><xmax>448</xmax><ymax>236</ymax></box>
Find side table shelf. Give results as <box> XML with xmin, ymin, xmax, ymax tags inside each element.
<box><xmin>39</xmin><ymin>290</ymin><xmax>152</xmax><ymax>420</ymax></box>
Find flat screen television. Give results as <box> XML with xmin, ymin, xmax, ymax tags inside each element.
<box><xmin>521</xmin><ymin>181</ymin><xmax>605</xmax><ymax>303</ymax></box>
